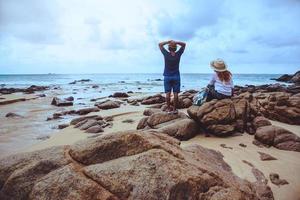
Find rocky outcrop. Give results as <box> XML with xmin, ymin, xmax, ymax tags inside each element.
<box><xmin>255</xmin><ymin>125</ymin><xmax>300</xmax><ymax>152</ymax></box>
<box><xmin>187</xmin><ymin>94</ymin><xmax>259</xmax><ymax>136</ymax></box>
<box><xmin>0</xmin><ymin>85</ymin><xmax>49</xmax><ymax>95</ymax></box>
<box><xmin>51</xmin><ymin>97</ymin><xmax>73</xmax><ymax>107</ymax></box>
<box><xmin>0</xmin><ymin>130</ymin><xmax>270</xmax><ymax>199</ymax></box>
<box><xmin>271</xmin><ymin>71</ymin><xmax>300</xmax><ymax>84</ymax></box>
<box><xmin>256</xmin><ymin>92</ymin><xmax>300</xmax><ymax>125</ymax></box>
<box><xmin>137</xmin><ymin>111</ymin><xmax>200</xmax><ymax>140</ymax></box>
<box><xmin>95</xmin><ymin>100</ymin><xmax>120</xmax><ymax>110</ymax></box>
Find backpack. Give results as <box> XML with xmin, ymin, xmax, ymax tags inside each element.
<box><xmin>193</xmin><ymin>88</ymin><xmax>208</xmax><ymax>106</ymax></box>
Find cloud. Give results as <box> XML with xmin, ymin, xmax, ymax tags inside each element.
<box><xmin>0</xmin><ymin>0</ymin><xmax>299</xmax><ymax>74</ymax></box>
<box><xmin>0</xmin><ymin>0</ymin><xmax>62</xmax><ymax>44</ymax></box>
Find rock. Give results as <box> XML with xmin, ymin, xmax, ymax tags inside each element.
<box><xmin>0</xmin><ymin>85</ymin><xmax>48</xmax><ymax>95</ymax></box>
<box><xmin>242</xmin><ymin>160</ymin><xmax>274</xmax><ymax>199</ymax></box>
<box><xmin>269</xmin><ymin>173</ymin><xmax>289</xmax><ymax>186</ymax></box>
<box><xmin>79</xmin><ymin>119</ymin><xmax>99</xmax><ymax>130</ymax></box>
<box><xmin>271</xmin><ymin>71</ymin><xmax>300</xmax><ymax>84</ymax></box>
<box><xmin>129</xmin><ymin>100</ymin><xmax>139</xmax><ymax>106</ymax></box>
<box><xmin>95</xmin><ymin>100</ymin><xmax>120</xmax><ymax>110</ymax></box>
<box><xmin>64</xmin><ymin>96</ymin><xmax>74</xmax><ymax>101</ymax></box>
<box><xmin>141</xmin><ymin>94</ymin><xmax>165</xmax><ymax>105</ymax></box>
<box><xmin>30</xmin><ymin>165</ymin><xmax>117</xmax><ymax>200</ymax></box>
<box><xmin>122</xmin><ymin>119</ymin><xmax>134</xmax><ymax>124</ymax></box>
<box><xmin>5</xmin><ymin>112</ymin><xmax>23</xmax><ymax>118</ymax></box>
<box><xmin>103</xmin><ymin>116</ymin><xmax>113</xmax><ymax>122</ymax></box>
<box><xmin>158</xmin><ymin>118</ymin><xmax>201</xmax><ymax>140</ymax></box>
<box><xmin>36</xmin><ymin>135</ymin><xmax>50</xmax><ymax>140</ymax></box>
<box><xmin>111</xmin><ymin>92</ymin><xmax>129</xmax><ymax>98</ymax></box>
<box><xmin>137</xmin><ymin>111</ymin><xmax>199</xmax><ymax>140</ymax></box>
<box><xmin>69</xmin><ymin>79</ymin><xmax>91</xmax><ymax>84</ymax></box>
<box><xmin>70</xmin><ymin>115</ymin><xmax>98</xmax><ymax>125</ymax></box>
<box><xmin>188</xmin><ymin>96</ymin><xmax>258</xmax><ymax>136</ymax></box>
<box><xmin>37</xmin><ymin>94</ymin><xmax>46</xmax><ymax>97</ymax></box>
<box><xmin>58</xmin><ymin>124</ymin><xmax>69</xmax><ymax>129</ymax></box>
<box><xmin>0</xmin><ymin>146</ymin><xmax>70</xmax><ymax>199</ymax></box>
<box><xmin>258</xmin><ymin>152</ymin><xmax>277</xmax><ymax>161</ymax></box>
<box><xmin>51</xmin><ymin>97</ymin><xmax>73</xmax><ymax>107</ymax></box>
<box><xmin>220</xmin><ymin>144</ymin><xmax>233</xmax><ymax>149</ymax></box>
<box><xmin>253</xmin><ymin>116</ymin><xmax>272</xmax><ymax>129</ymax></box>
<box><xmin>86</xmin><ymin>125</ymin><xmax>104</xmax><ymax>133</ymax></box>
<box><xmin>146</xmin><ymin>112</ymin><xmax>187</xmax><ymax>128</ymax></box>
<box><xmin>255</xmin><ymin>125</ymin><xmax>300</xmax><ymax>152</ymax></box>
<box><xmin>239</xmin><ymin>143</ymin><xmax>247</xmax><ymax>148</ymax></box>
<box><xmin>143</xmin><ymin>108</ymin><xmax>161</xmax><ymax>116</ymax></box>
<box><xmin>75</xmin><ymin>107</ymin><xmax>99</xmax><ymax>115</ymax></box>
<box><xmin>136</xmin><ymin>116</ymin><xmax>149</xmax><ymax>129</ymax></box>
<box><xmin>0</xmin><ymin>130</ymin><xmax>270</xmax><ymax>200</ymax></box>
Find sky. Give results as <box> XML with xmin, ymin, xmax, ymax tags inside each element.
<box><xmin>0</xmin><ymin>0</ymin><xmax>299</xmax><ymax>74</ymax></box>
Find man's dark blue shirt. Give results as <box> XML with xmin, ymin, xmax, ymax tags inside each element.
<box><xmin>160</xmin><ymin>47</ymin><xmax>185</xmax><ymax>76</ymax></box>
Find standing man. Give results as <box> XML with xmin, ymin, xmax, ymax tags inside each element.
<box><xmin>159</xmin><ymin>40</ymin><xmax>186</xmax><ymax>114</ymax></box>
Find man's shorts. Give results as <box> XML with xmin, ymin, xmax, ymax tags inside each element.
<box><xmin>164</xmin><ymin>75</ymin><xmax>180</xmax><ymax>93</ymax></box>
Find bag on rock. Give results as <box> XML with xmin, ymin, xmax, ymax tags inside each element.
<box><xmin>193</xmin><ymin>88</ymin><xmax>208</xmax><ymax>106</ymax></box>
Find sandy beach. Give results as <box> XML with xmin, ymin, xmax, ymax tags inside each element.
<box><xmin>0</xmin><ymin>80</ymin><xmax>300</xmax><ymax>200</ymax></box>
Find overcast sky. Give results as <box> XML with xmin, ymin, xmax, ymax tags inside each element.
<box><xmin>0</xmin><ymin>0</ymin><xmax>299</xmax><ymax>74</ymax></box>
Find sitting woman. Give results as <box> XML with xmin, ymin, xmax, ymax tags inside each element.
<box><xmin>206</xmin><ymin>59</ymin><xmax>234</xmax><ymax>101</ymax></box>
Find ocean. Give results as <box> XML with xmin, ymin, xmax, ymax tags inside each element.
<box><xmin>0</xmin><ymin>73</ymin><xmax>282</xmax><ymax>93</ymax></box>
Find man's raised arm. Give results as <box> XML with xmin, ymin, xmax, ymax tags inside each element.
<box><xmin>175</xmin><ymin>41</ymin><xmax>186</xmax><ymax>48</ymax></box>
<box><xmin>159</xmin><ymin>40</ymin><xmax>171</xmax><ymax>50</ymax></box>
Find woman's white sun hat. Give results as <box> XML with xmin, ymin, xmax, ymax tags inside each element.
<box><xmin>210</xmin><ymin>58</ymin><xmax>228</xmax><ymax>72</ymax></box>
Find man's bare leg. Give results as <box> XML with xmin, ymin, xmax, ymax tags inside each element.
<box><xmin>166</xmin><ymin>92</ymin><xmax>171</xmax><ymax>111</ymax></box>
<box><xmin>173</xmin><ymin>92</ymin><xmax>178</xmax><ymax>113</ymax></box>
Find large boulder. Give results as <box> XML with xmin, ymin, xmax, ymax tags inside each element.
<box><xmin>255</xmin><ymin>125</ymin><xmax>300</xmax><ymax>152</ymax></box>
<box><xmin>0</xmin><ymin>130</ymin><xmax>270</xmax><ymax>199</ymax></box>
<box><xmin>187</xmin><ymin>95</ymin><xmax>258</xmax><ymax>136</ymax></box>
<box><xmin>0</xmin><ymin>146</ymin><xmax>70</xmax><ymax>199</ymax></box>
<box><xmin>137</xmin><ymin>111</ymin><xmax>200</xmax><ymax>140</ymax></box>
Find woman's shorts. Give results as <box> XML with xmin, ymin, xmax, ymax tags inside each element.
<box><xmin>164</xmin><ymin>75</ymin><xmax>180</xmax><ymax>93</ymax></box>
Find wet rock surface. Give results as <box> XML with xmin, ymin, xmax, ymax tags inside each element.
<box><xmin>255</xmin><ymin>125</ymin><xmax>300</xmax><ymax>152</ymax></box>
<box><xmin>0</xmin><ymin>130</ymin><xmax>270</xmax><ymax>200</ymax></box>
